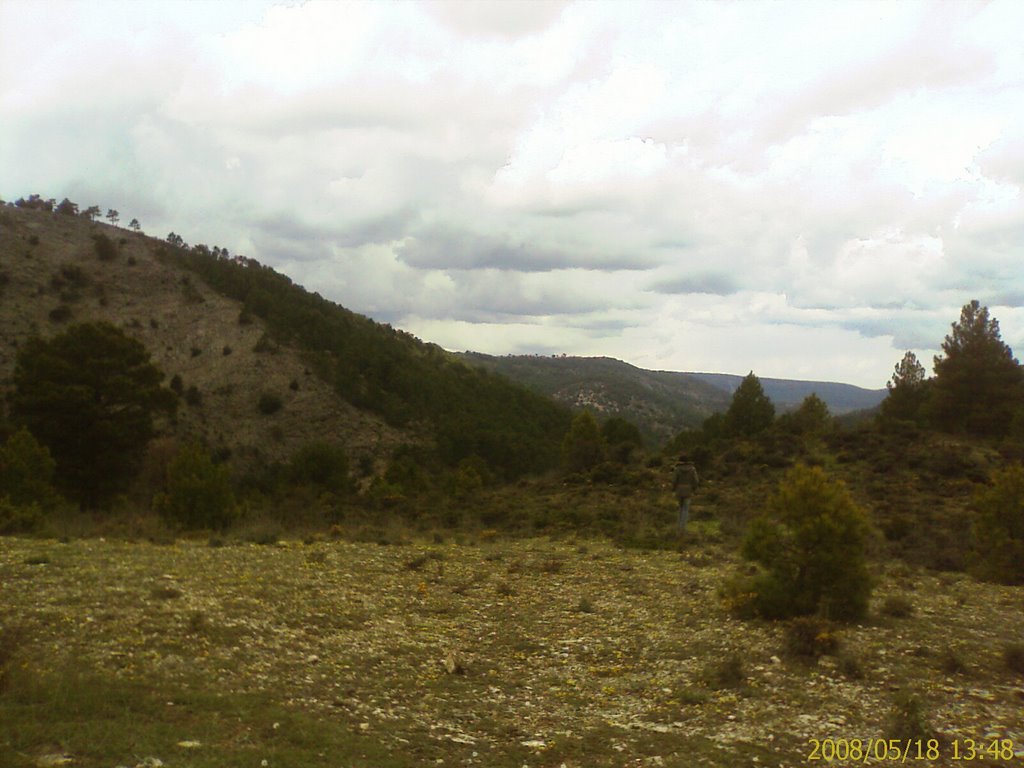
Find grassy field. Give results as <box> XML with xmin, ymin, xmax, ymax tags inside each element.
<box><xmin>2</xmin><ymin>534</ymin><xmax>1023</xmax><ymax>768</ymax></box>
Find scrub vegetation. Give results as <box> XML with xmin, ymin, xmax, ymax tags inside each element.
<box><xmin>2</xmin><ymin>197</ymin><xmax>1023</xmax><ymax>766</ymax></box>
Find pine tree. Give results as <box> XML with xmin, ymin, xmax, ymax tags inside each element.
<box><xmin>725</xmin><ymin>372</ymin><xmax>775</xmax><ymax>437</ymax></box>
<box><xmin>931</xmin><ymin>301</ymin><xmax>1023</xmax><ymax>437</ymax></box>
<box><xmin>11</xmin><ymin>322</ymin><xmax>177</xmax><ymax>508</ymax></box>
<box><xmin>880</xmin><ymin>351</ymin><xmax>930</xmax><ymax>426</ymax></box>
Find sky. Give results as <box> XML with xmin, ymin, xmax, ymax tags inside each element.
<box><xmin>3</xmin><ymin>0</ymin><xmax>1024</xmax><ymax>389</ymax></box>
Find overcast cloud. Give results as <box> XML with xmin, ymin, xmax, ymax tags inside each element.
<box><xmin>3</xmin><ymin>0</ymin><xmax>1024</xmax><ymax>388</ymax></box>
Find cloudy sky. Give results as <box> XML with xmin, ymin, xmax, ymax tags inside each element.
<box><xmin>3</xmin><ymin>0</ymin><xmax>1024</xmax><ymax>388</ymax></box>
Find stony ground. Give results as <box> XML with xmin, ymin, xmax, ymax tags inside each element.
<box><xmin>1</xmin><ymin>535</ymin><xmax>1023</xmax><ymax>767</ymax></box>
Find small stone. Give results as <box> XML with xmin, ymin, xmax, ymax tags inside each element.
<box><xmin>36</xmin><ymin>756</ymin><xmax>73</xmax><ymax>768</ymax></box>
<box><xmin>176</xmin><ymin>740</ymin><xmax>202</xmax><ymax>748</ymax></box>
<box><xmin>360</xmin><ymin>722</ymin><xmax>370</xmax><ymax>731</ymax></box>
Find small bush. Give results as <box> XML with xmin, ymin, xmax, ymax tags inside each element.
<box><xmin>48</xmin><ymin>305</ymin><xmax>72</xmax><ymax>323</ymax></box>
<box><xmin>880</xmin><ymin>595</ymin><xmax>916</xmax><ymax>618</ymax></box>
<box><xmin>886</xmin><ymin>688</ymin><xmax>933</xmax><ymax>742</ymax></box>
<box><xmin>258</xmin><ymin>392</ymin><xmax>283</xmax><ymax>415</ymax></box>
<box><xmin>576</xmin><ymin>596</ymin><xmax>596</xmax><ymax>613</ymax></box>
<box><xmin>154</xmin><ymin>444</ymin><xmax>237</xmax><ymax>531</ymax></box>
<box><xmin>288</xmin><ymin>442</ymin><xmax>351</xmax><ymax>493</ymax></box>
<box><xmin>970</xmin><ymin>465</ymin><xmax>1024</xmax><ymax>585</ymax></box>
<box><xmin>222</xmin><ymin>345</ymin><xmax>232</xmax><ymax>356</ymax></box>
<box><xmin>783</xmin><ymin>616</ymin><xmax>841</xmax><ymax>659</ymax></box>
<box><xmin>939</xmin><ymin>645</ymin><xmax>968</xmax><ymax>675</ymax></box>
<box><xmin>185</xmin><ymin>385</ymin><xmax>202</xmax><ymax>407</ymax></box>
<box><xmin>738</xmin><ymin>464</ymin><xmax>875</xmax><ymax>621</ymax></box>
<box><xmin>0</xmin><ymin>498</ymin><xmax>42</xmax><ymax>534</ymax></box>
<box><xmin>701</xmin><ymin>653</ymin><xmax>746</xmax><ymax>689</ymax></box>
<box><xmin>1005</xmin><ymin>643</ymin><xmax>1024</xmax><ymax>676</ymax></box>
<box><xmin>92</xmin><ymin>233</ymin><xmax>117</xmax><ymax>261</ymax></box>
<box><xmin>0</xmin><ymin>624</ymin><xmax>29</xmax><ymax>693</ymax></box>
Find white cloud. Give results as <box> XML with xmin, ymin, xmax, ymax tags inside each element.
<box><xmin>3</xmin><ymin>0</ymin><xmax>1024</xmax><ymax>388</ymax></box>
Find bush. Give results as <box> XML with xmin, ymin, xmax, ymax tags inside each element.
<box><xmin>783</xmin><ymin>616</ymin><xmax>841</xmax><ymax>659</ymax></box>
<box><xmin>258</xmin><ymin>392</ymin><xmax>283</xmax><ymax>415</ymax></box>
<box><xmin>1005</xmin><ymin>643</ymin><xmax>1024</xmax><ymax>676</ymax></box>
<box><xmin>970</xmin><ymin>464</ymin><xmax>1024</xmax><ymax>584</ymax></box>
<box><xmin>880</xmin><ymin>595</ymin><xmax>916</xmax><ymax>618</ymax></box>
<box><xmin>739</xmin><ymin>464</ymin><xmax>875</xmax><ymax>621</ymax></box>
<box><xmin>155</xmin><ymin>444</ymin><xmax>237</xmax><ymax>530</ymax></box>
<box><xmin>561</xmin><ymin>411</ymin><xmax>606</xmax><ymax>474</ymax></box>
<box><xmin>289</xmin><ymin>442</ymin><xmax>351</xmax><ymax>493</ymax></box>
<box><xmin>92</xmin><ymin>233</ymin><xmax>117</xmax><ymax>261</ymax></box>
<box><xmin>0</xmin><ymin>497</ymin><xmax>42</xmax><ymax>534</ymax></box>
<box><xmin>0</xmin><ymin>428</ymin><xmax>61</xmax><ymax>510</ymax></box>
<box><xmin>886</xmin><ymin>688</ymin><xmax>933</xmax><ymax>742</ymax></box>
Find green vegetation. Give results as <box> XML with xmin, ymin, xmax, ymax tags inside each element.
<box><xmin>155</xmin><ymin>443</ymin><xmax>237</xmax><ymax>531</ymax></box>
<box><xmin>156</xmin><ymin>243</ymin><xmax>572</xmax><ymax>479</ymax></box>
<box><xmin>10</xmin><ymin>321</ymin><xmax>177</xmax><ymax>508</ymax></box>
<box><xmin>970</xmin><ymin>464</ymin><xmax>1024</xmax><ymax>584</ymax></box>
<box><xmin>724</xmin><ymin>371</ymin><xmax>776</xmax><ymax>437</ymax></box>
<box><xmin>561</xmin><ymin>410</ymin><xmax>606</xmax><ymax>473</ymax></box>
<box><xmin>731</xmin><ymin>464</ymin><xmax>874</xmax><ymax>621</ymax></box>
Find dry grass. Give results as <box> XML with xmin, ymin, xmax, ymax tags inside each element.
<box><xmin>1</xmin><ymin>535</ymin><xmax>1022</xmax><ymax>767</ymax></box>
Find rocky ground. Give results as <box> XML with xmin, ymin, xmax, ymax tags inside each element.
<box><xmin>1</xmin><ymin>535</ymin><xmax>1022</xmax><ymax>767</ymax></box>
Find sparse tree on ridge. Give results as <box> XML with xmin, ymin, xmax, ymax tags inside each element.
<box><xmin>55</xmin><ymin>198</ymin><xmax>79</xmax><ymax>216</ymax></box>
<box><xmin>106</xmin><ymin>209</ymin><xmax>119</xmax><ymax>226</ymax></box>
<box><xmin>82</xmin><ymin>205</ymin><xmax>101</xmax><ymax>221</ymax></box>
<box><xmin>129</xmin><ymin>218</ymin><xmax>141</xmax><ymax>232</ymax></box>
<box><xmin>931</xmin><ymin>300</ymin><xmax>1023</xmax><ymax>437</ymax></box>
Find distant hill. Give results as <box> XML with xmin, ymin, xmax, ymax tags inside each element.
<box><xmin>457</xmin><ymin>353</ymin><xmax>887</xmax><ymax>446</ymax></box>
<box><xmin>0</xmin><ymin>202</ymin><xmax>570</xmax><ymax>479</ymax></box>
<box><xmin>686</xmin><ymin>372</ymin><xmax>887</xmax><ymax>414</ymax></box>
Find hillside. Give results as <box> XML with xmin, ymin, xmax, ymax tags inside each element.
<box><xmin>687</xmin><ymin>372</ymin><xmax>887</xmax><ymax>414</ymax></box>
<box><xmin>0</xmin><ymin>203</ymin><xmax>569</xmax><ymax>480</ymax></box>
<box><xmin>457</xmin><ymin>353</ymin><xmax>886</xmax><ymax>446</ymax></box>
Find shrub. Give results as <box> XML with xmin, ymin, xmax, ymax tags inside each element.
<box><xmin>739</xmin><ymin>464</ymin><xmax>875</xmax><ymax>621</ymax></box>
<box><xmin>939</xmin><ymin>645</ymin><xmax>968</xmax><ymax>675</ymax></box>
<box><xmin>970</xmin><ymin>464</ymin><xmax>1024</xmax><ymax>584</ymax></box>
<box><xmin>185</xmin><ymin>386</ymin><xmax>202</xmax><ymax>407</ymax></box>
<box><xmin>258</xmin><ymin>392</ymin><xmax>283</xmax><ymax>415</ymax></box>
<box><xmin>92</xmin><ymin>233</ymin><xmax>117</xmax><ymax>261</ymax></box>
<box><xmin>48</xmin><ymin>305</ymin><xmax>72</xmax><ymax>323</ymax></box>
<box><xmin>155</xmin><ymin>444</ymin><xmax>237</xmax><ymax>530</ymax></box>
<box><xmin>288</xmin><ymin>442</ymin><xmax>351</xmax><ymax>493</ymax></box>
<box><xmin>1005</xmin><ymin>643</ymin><xmax>1024</xmax><ymax>676</ymax></box>
<box><xmin>561</xmin><ymin>411</ymin><xmax>606</xmax><ymax>474</ymax></box>
<box><xmin>783</xmin><ymin>616</ymin><xmax>841</xmax><ymax>659</ymax></box>
<box><xmin>0</xmin><ymin>427</ymin><xmax>61</xmax><ymax>510</ymax></box>
<box><xmin>886</xmin><ymin>688</ymin><xmax>933</xmax><ymax>742</ymax></box>
<box><xmin>700</xmin><ymin>652</ymin><xmax>746</xmax><ymax>689</ymax></box>
<box><xmin>880</xmin><ymin>595</ymin><xmax>916</xmax><ymax>618</ymax></box>
<box><xmin>0</xmin><ymin>497</ymin><xmax>42</xmax><ymax>534</ymax></box>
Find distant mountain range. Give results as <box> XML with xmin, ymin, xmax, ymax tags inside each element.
<box><xmin>458</xmin><ymin>353</ymin><xmax>887</xmax><ymax>446</ymax></box>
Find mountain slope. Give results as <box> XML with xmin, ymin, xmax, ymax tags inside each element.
<box><xmin>687</xmin><ymin>372</ymin><xmax>887</xmax><ymax>414</ymax></box>
<box><xmin>458</xmin><ymin>353</ymin><xmax>887</xmax><ymax>446</ymax></box>
<box><xmin>0</xmin><ymin>203</ymin><xmax>570</xmax><ymax>478</ymax></box>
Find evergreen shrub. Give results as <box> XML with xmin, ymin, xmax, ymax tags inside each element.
<box><xmin>734</xmin><ymin>464</ymin><xmax>875</xmax><ymax>621</ymax></box>
<box><xmin>155</xmin><ymin>444</ymin><xmax>237</xmax><ymax>530</ymax></box>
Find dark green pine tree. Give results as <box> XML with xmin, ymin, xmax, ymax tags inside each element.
<box><xmin>11</xmin><ymin>322</ymin><xmax>177</xmax><ymax>508</ymax></box>
<box><xmin>930</xmin><ymin>300</ymin><xmax>1023</xmax><ymax>437</ymax></box>
<box><xmin>725</xmin><ymin>372</ymin><xmax>776</xmax><ymax>437</ymax></box>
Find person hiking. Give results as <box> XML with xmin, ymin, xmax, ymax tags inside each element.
<box><xmin>672</xmin><ymin>454</ymin><xmax>700</xmax><ymax>531</ymax></box>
